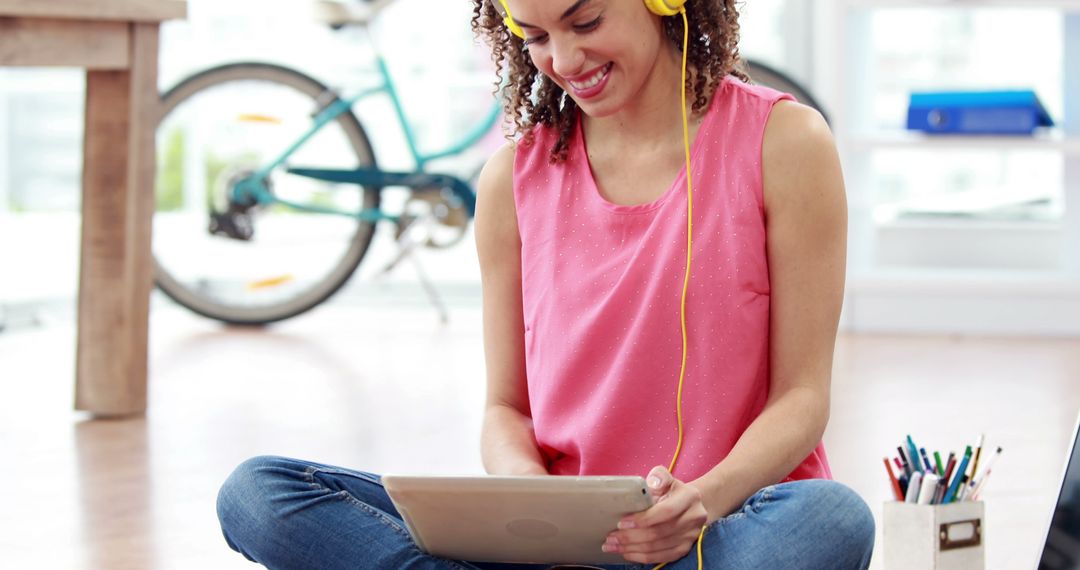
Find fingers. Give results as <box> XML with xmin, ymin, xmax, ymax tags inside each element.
<box><xmin>605</xmin><ymin>518</ymin><xmax>702</xmax><ymax>564</ymax></box>
<box><xmin>646</xmin><ymin>465</ymin><xmax>674</xmax><ymax>499</ymax></box>
<box><xmin>611</xmin><ymin>508</ymin><xmax>706</xmax><ymax>550</ymax></box>
<box><xmin>621</xmin><ymin>543</ymin><xmax>696</xmax><ymax>565</ymax></box>
<box><xmin>621</xmin><ymin>477</ymin><xmax>703</xmax><ymax>530</ymax></box>
<box><xmin>604</xmin><ymin>468</ymin><xmax>708</xmax><ymax>564</ymax></box>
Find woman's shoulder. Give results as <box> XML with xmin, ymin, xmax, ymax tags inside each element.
<box><xmin>716</xmin><ymin>73</ymin><xmax>789</xmax><ymax>104</ymax></box>
<box><xmin>764</xmin><ymin>100</ymin><xmax>833</xmax><ymax>159</ymax></box>
<box><xmin>478</xmin><ymin>141</ymin><xmax>515</xmax><ymax>198</ymax></box>
<box><xmin>762</xmin><ymin>99</ymin><xmax>840</xmax><ymax>208</ymax></box>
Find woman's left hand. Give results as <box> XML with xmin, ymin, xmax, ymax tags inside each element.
<box><xmin>603</xmin><ymin>465</ymin><xmax>710</xmax><ymax>564</ymax></box>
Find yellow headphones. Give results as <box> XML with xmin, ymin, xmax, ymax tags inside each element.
<box><xmin>496</xmin><ymin>0</ymin><xmax>687</xmax><ymax>39</ymax></box>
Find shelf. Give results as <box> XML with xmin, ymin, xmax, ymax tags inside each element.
<box><xmin>873</xmin><ymin>216</ymin><xmax>1062</xmax><ymax>271</ymax></box>
<box><xmin>844</xmin><ymin>0</ymin><xmax>1080</xmax><ymax>11</ymax></box>
<box><xmin>845</xmin><ymin>131</ymin><xmax>1080</xmax><ymax>154</ymax></box>
<box><xmin>843</xmin><ymin>267</ymin><xmax>1080</xmax><ymax>335</ymax></box>
<box><xmin>830</xmin><ymin>0</ymin><xmax>1080</xmax><ymax>334</ymax></box>
<box><xmin>850</xmin><ymin>267</ymin><xmax>1080</xmax><ymax>293</ymax></box>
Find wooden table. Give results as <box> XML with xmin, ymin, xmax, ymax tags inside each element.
<box><xmin>0</xmin><ymin>0</ymin><xmax>186</xmax><ymax>416</ymax></box>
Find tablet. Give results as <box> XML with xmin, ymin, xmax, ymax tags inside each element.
<box><xmin>381</xmin><ymin>475</ymin><xmax>653</xmax><ymax>565</ymax></box>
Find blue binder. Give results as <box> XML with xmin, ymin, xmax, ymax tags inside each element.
<box><xmin>906</xmin><ymin>90</ymin><xmax>1054</xmax><ymax>135</ymax></box>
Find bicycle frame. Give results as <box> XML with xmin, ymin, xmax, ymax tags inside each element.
<box><xmin>236</xmin><ymin>54</ymin><xmax>496</xmax><ymax>221</ymax></box>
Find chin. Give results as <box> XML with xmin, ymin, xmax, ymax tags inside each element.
<box><xmin>571</xmin><ymin>97</ymin><xmax>622</xmax><ymax>119</ymax></box>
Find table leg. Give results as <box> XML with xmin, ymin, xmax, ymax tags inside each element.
<box><xmin>75</xmin><ymin>23</ymin><xmax>159</xmax><ymax>416</ymax></box>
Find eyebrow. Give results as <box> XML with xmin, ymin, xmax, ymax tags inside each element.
<box><xmin>514</xmin><ymin>0</ymin><xmax>593</xmax><ymax>30</ymax></box>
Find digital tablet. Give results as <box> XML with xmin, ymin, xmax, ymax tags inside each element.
<box><xmin>381</xmin><ymin>475</ymin><xmax>653</xmax><ymax>565</ymax></box>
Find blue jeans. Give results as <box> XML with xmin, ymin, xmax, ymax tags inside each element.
<box><xmin>217</xmin><ymin>456</ymin><xmax>874</xmax><ymax>569</ymax></box>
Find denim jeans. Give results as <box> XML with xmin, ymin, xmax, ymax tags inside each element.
<box><xmin>217</xmin><ymin>456</ymin><xmax>875</xmax><ymax>569</ymax></box>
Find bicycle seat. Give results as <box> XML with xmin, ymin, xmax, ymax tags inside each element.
<box><xmin>313</xmin><ymin>0</ymin><xmax>392</xmax><ymax>29</ymax></box>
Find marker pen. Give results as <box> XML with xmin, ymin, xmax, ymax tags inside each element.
<box><xmin>969</xmin><ymin>434</ymin><xmax>985</xmax><ymax>482</ymax></box>
<box><xmin>884</xmin><ymin>458</ymin><xmax>904</xmax><ymax>501</ymax></box>
<box><xmin>970</xmin><ymin>447</ymin><xmax>1003</xmax><ymax>500</ymax></box>
<box><xmin>906</xmin><ymin>471</ymin><xmax>923</xmax><ymax>503</ymax></box>
<box><xmin>907</xmin><ymin>436</ymin><xmax>924</xmax><ymax>474</ymax></box>
<box><xmin>917</xmin><ymin>473</ymin><xmax>940</xmax><ymax>505</ymax></box>
<box><xmin>920</xmin><ymin>448</ymin><xmax>934</xmax><ymax>473</ymax></box>
<box><xmin>898</xmin><ymin>446</ymin><xmax>913</xmax><ymax>479</ymax></box>
<box><xmin>944</xmin><ymin>446</ymin><xmax>973</xmax><ymax>504</ymax></box>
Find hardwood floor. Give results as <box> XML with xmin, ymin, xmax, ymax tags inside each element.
<box><xmin>2</xmin><ymin>291</ymin><xmax>1078</xmax><ymax>569</ymax></box>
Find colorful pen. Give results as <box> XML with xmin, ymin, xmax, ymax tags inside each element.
<box><xmin>898</xmin><ymin>446</ymin><xmax>913</xmax><ymax>478</ymax></box>
<box><xmin>942</xmin><ymin>455</ymin><xmax>957</xmax><ymax>489</ymax></box>
<box><xmin>970</xmin><ymin>446</ymin><xmax>1003</xmax><ymax>500</ymax></box>
<box><xmin>884</xmin><ymin>458</ymin><xmax>904</xmax><ymax>501</ymax></box>
<box><xmin>968</xmin><ymin>434</ymin><xmax>985</xmax><ymax>482</ymax></box>
<box><xmin>906</xmin><ymin>471</ymin><xmax>923</xmax><ymax>503</ymax></box>
<box><xmin>944</xmin><ymin>446</ymin><xmax>973</xmax><ymax>504</ymax></box>
<box><xmin>934</xmin><ymin>450</ymin><xmax>944</xmax><ymax>477</ymax></box>
<box><xmin>907</xmin><ymin>436</ymin><xmax>924</xmax><ymax>474</ymax></box>
<box><xmin>918</xmin><ymin>473</ymin><xmax>940</xmax><ymax>505</ymax></box>
<box><xmin>920</xmin><ymin>447</ymin><xmax>934</xmax><ymax>473</ymax></box>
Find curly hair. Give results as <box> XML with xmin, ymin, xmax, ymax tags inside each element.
<box><xmin>470</xmin><ymin>0</ymin><xmax>748</xmax><ymax>163</ymax></box>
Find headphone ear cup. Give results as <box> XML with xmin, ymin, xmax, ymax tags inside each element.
<box><xmin>643</xmin><ymin>0</ymin><xmax>686</xmax><ymax>17</ymax></box>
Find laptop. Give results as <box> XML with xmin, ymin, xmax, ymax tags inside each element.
<box><xmin>381</xmin><ymin>474</ymin><xmax>653</xmax><ymax>565</ymax></box>
<box><xmin>1037</xmin><ymin>412</ymin><xmax>1080</xmax><ymax>569</ymax></box>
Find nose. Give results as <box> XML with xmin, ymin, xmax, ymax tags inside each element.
<box><xmin>550</xmin><ymin>36</ymin><xmax>585</xmax><ymax>79</ymax></box>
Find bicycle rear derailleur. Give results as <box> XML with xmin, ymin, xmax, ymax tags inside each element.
<box><xmin>208</xmin><ymin>170</ymin><xmax>268</xmax><ymax>241</ymax></box>
<box><xmin>394</xmin><ymin>185</ymin><xmax>469</xmax><ymax>249</ymax></box>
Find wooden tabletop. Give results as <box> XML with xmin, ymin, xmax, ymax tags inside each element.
<box><xmin>0</xmin><ymin>0</ymin><xmax>186</xmax><ymax>22</ymax></box>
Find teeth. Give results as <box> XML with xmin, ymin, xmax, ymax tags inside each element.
<box><xmin>570</xmin><ymin>65</ymin><xmax>609</xmax><ymax>91</ymax></box>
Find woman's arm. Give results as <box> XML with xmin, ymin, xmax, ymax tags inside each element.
<box><xmin>474</xmin><ymin>142</ymin><xmax>549</xmax><ymax>477</ymax></box>
<box><xmin>689</xmin><ymin>100</ymin><xmax>848</xmax><ymax>522</ymax></box>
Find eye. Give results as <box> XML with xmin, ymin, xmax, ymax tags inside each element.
<box><xmin>523</xmin><ymin>33</ymin><xmax>548</xmax><ymax>47</ymax></box>
<box><xmin>573</xmin><ymin>15</ymin><xmax>603</xmax><ymax>32</ymax></box>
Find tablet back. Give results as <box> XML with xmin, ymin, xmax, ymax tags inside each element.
<box><xmin>382</xmin><ymin>475</ymin><xmax>652</xmax><ymax>565</ymax></box>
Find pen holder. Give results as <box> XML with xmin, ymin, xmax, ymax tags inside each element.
<box><xmin>884</xmin><ymin>501</ymin><xmax>985</xmax><ymax>570</ymax></box>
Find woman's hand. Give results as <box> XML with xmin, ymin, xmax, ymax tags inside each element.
<box><xmin>603</xmin><ymin>465</ymin><xmax>709</xmax><ymax>564</ymax></box>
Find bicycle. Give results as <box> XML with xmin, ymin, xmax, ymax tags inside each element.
<box><xmin>152</xmin><ymin>0</ymin><xmax>828</xmax><ymax>326</ymax></box>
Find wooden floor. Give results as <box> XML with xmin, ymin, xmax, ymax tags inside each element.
<box><xmin>2</xmin><ymin>291</ymin><xmax>1078</xmax><ymax>569</ymax></box>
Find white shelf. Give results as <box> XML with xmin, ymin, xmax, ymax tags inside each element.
<box><xmin>845</xmin><ymin>130</ymin><xmax>1080</xmax><ymax>155</ymax></box>
<box><xmin>829</xmin><ymin>1</ymin><xmax>1080</xmax><ymax>335</ymax></box>
<box><xmin>844</xmin><ymin>0</ymin><xmax>1080</xmax><ymax>11</ymax></box>
<box><xmin>845</xmin><ymin>269</ymin><xmax>1080</xmax><ymax>336</ymax></box>
<box><xmin>851</xmin><ymin>267</ymin><xmax>1080</xmax><ymax>293</ymax></box>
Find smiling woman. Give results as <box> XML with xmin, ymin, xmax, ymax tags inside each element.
<box><xmin>476</xmin><ymin>0</ymin><xmax>745</xmax><ymax>162</ymax></box>
<box><xmin>214</xmin><ymin>1</ymin><xmax>875</xmax><ymax>568</ymax></box>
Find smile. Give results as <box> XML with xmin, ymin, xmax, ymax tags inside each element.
<box><xmin>567</xmin><ymin>63</ymin><xmax>613</xmax><ymax>92</ymax></box>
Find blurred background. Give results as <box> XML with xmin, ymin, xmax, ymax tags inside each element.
<box><xmin>1</xmin><ymin>0</ymin><xmax>1078</xmax><ymax>568</ymax></box>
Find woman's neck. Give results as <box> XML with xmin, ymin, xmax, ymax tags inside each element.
<box><xmin>582</xmin><ymin>45</ymin><xmax>695</xmax><ymax>155</ymax></box>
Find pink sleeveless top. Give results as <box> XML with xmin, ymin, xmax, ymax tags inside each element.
<box><xmin>512</xmin><ymin>75</ymin><xmax>831</xmax><ymax>482</ymax></box>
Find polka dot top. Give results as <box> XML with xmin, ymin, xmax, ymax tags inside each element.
<box><xmin>512</xmin><ymin>75</ymin><xmax>831</xmax><ymax>482</ymax></box>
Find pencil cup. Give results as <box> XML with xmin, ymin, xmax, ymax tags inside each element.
<box><xmin>883</xmin><ymin>501</ymin><xmax>985</xmax><ymax>570</ymax></box>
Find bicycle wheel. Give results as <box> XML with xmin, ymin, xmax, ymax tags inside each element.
<box><xmin>154</xmin><ymin>62</ymin><xmax>380</xmax><ymax>325</ymax></box>
<box><xmin>743</xmin><ymin>59</ymin><xmax>830</xmax><ymax>126</ymax></box>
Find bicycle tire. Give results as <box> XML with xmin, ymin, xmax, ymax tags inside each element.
<box><xmin>743</xmin><ymin>59</ymin><xmax>830</xmax><ymax>126</ymax></box>
<box><xmin>153</xmin><ymin>62</ymin><xmax>380</xmax><ymax>325</ymax></box>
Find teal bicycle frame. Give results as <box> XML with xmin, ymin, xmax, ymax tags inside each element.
<box><xmin>234</xmin><ymin>54</ymin><xmax>499</xmax><ymax>222</ymax></box>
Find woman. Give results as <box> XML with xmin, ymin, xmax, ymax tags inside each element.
<box><xmin>216</xmin><ymin>1</ymin><xmax>875</xmax><ymax>568</ymax></box>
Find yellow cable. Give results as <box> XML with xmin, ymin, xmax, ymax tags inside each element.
<box><xmin>652</xmin><ymin>9</ymin><xmax>707</xmax><ymax>570</ymax></box>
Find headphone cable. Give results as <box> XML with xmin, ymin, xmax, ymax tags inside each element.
<box><xmin>653</xmin><ymin>8</ymin><xmax>707</xmax><ymax>570</ymax></box>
